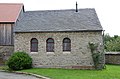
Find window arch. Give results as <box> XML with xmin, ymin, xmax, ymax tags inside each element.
<box><xmin>63</xmin><ymin>38</ymin><xmax>71</xmax><ymax>51</ymax></box>
<box><xmin>31</xmin><ymin>38</ymin><xmax>38</xmax><ymax>52</ymax></box>
<box><xmin>46</xmin><ymin>38</ymin><xmax>54</xmax><ymax>52</ymax></box>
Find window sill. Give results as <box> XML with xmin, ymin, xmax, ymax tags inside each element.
<box><xmin>46</xmin><ymin>52</ymin><xmax>55</xmax><ymax>55</ymax></box>
<box><xmin>63</xmin><ymin>51</ymin><xmax>71</xmax><ymax>54</ymax></box>
<box><xmin>31</xmin><ymin>52</ymin><xmax>38</xmax><ymax>54</ymax></box>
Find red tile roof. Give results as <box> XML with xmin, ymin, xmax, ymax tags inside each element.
<box><xmin>0</xmin><ymin>3</ymin><xmax>23</xmax><ymax>23</ymax></box>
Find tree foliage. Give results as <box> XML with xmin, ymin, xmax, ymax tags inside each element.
<box><xmin>104</xmin><ymin>34</ymin><xmax>120</xmax><ymax>52</ymax></box>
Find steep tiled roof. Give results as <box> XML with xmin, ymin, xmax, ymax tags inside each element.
<box><xmin>15</xmin><ymin>9</ymin><xmax>103</xmax><ymax>32</ymax></box>
<box><xmin>0</xmin><ymin>3</ymin><xmax>23</xmax><ymax>23</ymax></box>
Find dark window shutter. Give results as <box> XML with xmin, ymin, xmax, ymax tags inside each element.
<box><xmin>31</xmin><ymin>38</ymin><xmax>38</xmax><ymax>52</ymax></box>
<box><xmin>63</xmin><ymin>38</ymin><xmax>71</xmax><ymax>51</ymax></box>
<box><xmin>46</xmin><ymin>38</ymin><xmax>54</xmax><ymax>52</ymax></box>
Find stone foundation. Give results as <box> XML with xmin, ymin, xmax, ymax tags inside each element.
<box><xmin>33</xmin><ymin>65</ymin><xmax>94</xmax><ymax>69</ymax></box>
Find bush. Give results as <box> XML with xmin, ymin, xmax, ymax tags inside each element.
<box><xmin>7</xmin><ymin>51</ymin><xmax>32</xmax><ymax>70</ymax></box>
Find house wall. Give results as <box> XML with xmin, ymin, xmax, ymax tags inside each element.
<box><xmin>0</xmin><ymin>24</ymin><xmax>14</xmax><ymax>65</ymax></box>
<box><xmin>0</xmin><ymin>24</ymin><xmax>14</xmax><ymax>45</ymax></box>
<box><xmin>0</xmin><ymin>46</ymin><xmax>14</xmax><ymax>61</ymax></box>
<box><xmin>14</xmin><ymin>31</ymin><xmax>104</xmax><ymax>69</ymax></box>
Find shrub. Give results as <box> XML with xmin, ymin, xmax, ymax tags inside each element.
<box><xmin>7</xmin><ymin>51</ymin><xmax>32</xmax><ymax>70</ymax></box>
<box><xmin>88</xmin><ymin>42</ymin><xmax>104</xmax><ymax>69</ymax></box>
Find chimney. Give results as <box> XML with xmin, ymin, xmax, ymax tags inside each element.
<box><xmin>76</xmin><ymin>2</ymin><xmax>78</xmax><ymax>12</ymax></box>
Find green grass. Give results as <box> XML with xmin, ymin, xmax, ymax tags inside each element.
<box><xmin>0</xmin><ymin>66</ymin><xmax>9</xmax><ymax>70</ymax></box>
<box><xmin>20</xmin><ymin>65</ymin><xmax>120</xmax><ymax>79</ymax></box>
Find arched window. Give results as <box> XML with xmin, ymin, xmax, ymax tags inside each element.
<box><xmin>63</xmin><ymin>38</ymin><xmax>71</xmax><ymax>51</ymax></box>
<box><xmin>46</xmin><ymin>38</ymin><xmax>54</xmax><ymax>52</ymax></box>
<box><xmin>31</xmin><ymin>38</ymin><xmax>38</xmax><ymax>52</ymax></box>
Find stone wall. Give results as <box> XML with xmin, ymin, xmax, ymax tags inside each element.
<box><xmin>14</xmin><ymin>31</ymin><xmax>104</xmax><ymax>69</ymax></box>
<box><xmin>0</xmin><ymin>46</ymin><xmax>14</xmax><ymax>65</ymax></box>
<box><xmin>105</xmin><ymin>52</ymin><xmax>120</xmax><ymax>64</ymax></box>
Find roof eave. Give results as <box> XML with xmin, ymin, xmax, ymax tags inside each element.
<box><xmin>14</xmin><ymin>30</ymin><xmax>103</xmax><ymax>33</ymax></box>
<box><xmin>0</xmin><ymin>22</ymin><xmax>15</xmax><ymax>24</ymax></box>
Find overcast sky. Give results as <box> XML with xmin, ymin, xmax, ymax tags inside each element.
<box><xmin>0</xmin><ymin>0</ymin><xmax>120</xmax><ymax>36</ymax></box>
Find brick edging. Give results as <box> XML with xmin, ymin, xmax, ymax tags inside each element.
<box><xmin>0</xmin><ymin>70</ymin><xmax>50</xmax><ymax>79</ymax></box>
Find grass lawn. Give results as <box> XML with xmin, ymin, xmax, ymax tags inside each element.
<box><xmin>20</xmin><ymin>65</ymin><xmax>120</xmax><ymax>79</ymax></box>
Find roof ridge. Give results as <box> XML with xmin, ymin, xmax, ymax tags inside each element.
<box><xmin>25</xmin><ymin>8</ymin><xmax>95</xmax><ymax>12</ymax></box>
<box><xmin>0</xmin><ymin>3</ymin><xmax>23</xmax><ymax>5</ymax></box>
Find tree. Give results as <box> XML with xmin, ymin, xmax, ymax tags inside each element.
<box><xmin>104</xmin><ymin>34</ymin><xmax>120</xmax><ymax>52</ymax></box>
<box><xmin>104</xmin><ymin>34</ymin><xmax>112</xmax><ymax>42</ymax></box>
<box><xmin>104</xmin><ymin>34</ymin><xmax>112</xmax><ymax>50</ymax></box>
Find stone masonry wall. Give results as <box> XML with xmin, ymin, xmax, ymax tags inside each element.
<box><xmin>14</xmin><ymin>31</ymin><xmax>103</xmax><ymax>69</ymax></box>
<box><xmin>0</xmin><ymin>46</ymin><xmax>14</xmax><ymax>65</ymax></box>
<box><xmin>105</xmin><ymin>53</ymin><xmax>120</xmax><ymax>64</ymax></box>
